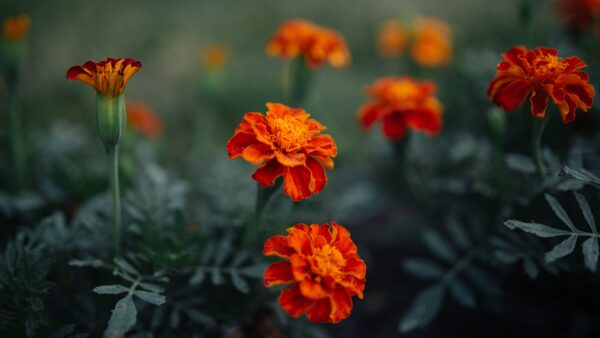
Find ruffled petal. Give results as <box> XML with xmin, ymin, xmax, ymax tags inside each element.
<box><xmin>226</xmin><ymin>131</ymin><xmax>258</xmax><ymax>159</ymax></box>
<box><xmin>381</xmin><ymin>112</ymin><xmax>407</xmax><ymax>140</ymax></box>
<box><xmin>242</xmin><ymin>144</ymin><xmax>274</xmax><ymax>164</ymax></box>
<box><xmin>252</xmin><ymin>160</ymin><xmax>284</xmax><ymax>186</ymax></box>
<box><xmin>305</xmin><ymin>157</ymin><xmax>327</xmax><ymax>195</ymax></box>
<box><xmin>329</xmin><ymin>287</ymin><xmax>353</xmax><ymax>323</ymax></box>
<box><xmin>283</xmin><ymin>165</ymin><xmax>313</xmax><ymax>201</ymax></box>
<box><xmin>306</xmin><ymin>298</ymin><xmax>332</xmax><ymax>323</ymax></box>
<box><xmin>492</xmin><ymin>79</ymin><xmax>532</xmax><ymax>111</ymax></box>
<box><xmin>264</xmin><ymin>261</ymin><xmax>295</xmax><ymax>286</ymax></box>
<box><xmin>530</xmin><ymin>88</ymin><xmax>549</xmax><ymax>119</ymax></box>
<box><xmin>279</xmin><ymin>284</ymin><xmax>313</xmax><ymax>318</ymax></box>
<box><xmin>264</xmin><ymin>235</ymin><xmax>295</xmax><ymax>258</ymax></box>
<box><xmin>275</xmin><ymin>151</ymin><xmax>306</xmax><ymax>167</ymax></box>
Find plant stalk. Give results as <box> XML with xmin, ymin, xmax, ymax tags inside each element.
<box><xmin>532</xmin><ymin>117</ymin><xmax>548</xmax><ymax>179</ymax></box>
<box><xmin>108</xmin><ymin>145</ymin><xmax>122</xmax><ymax>257</ymax></box>
<box><xmin>8</xmin><ymin>86</ymin><xmax>25</xmax><ymax>188</ymax></box>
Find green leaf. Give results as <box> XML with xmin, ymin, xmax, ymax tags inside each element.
<box><xmin>211</xmin><ymin>268</ymin><xmax>225</xmax><ymax>285</ymax></box>
<box><xmin>563</xmin><ymin>166</ymin><xmax>600</xmax><ymax>187</ymax></box>
<box><xmin>545</xmin><ymin>235</ymin><xmax>577</xmax><ymax>262</ymax></box>
<box><xmin>93</xmin><ymin>285</ymin><xmax>129</xmax><ymax>295</ymax></box>
<box><xmin>446</xmin><ymin>219</ymin><xmax>470</xmax><ymax>250</ymax></box>
<box><xmin>465</xmin><ymin>266</ymin><xmax>500</xmax><ymax>295</ymax></box>
<box><xmin>184</xmin><ymin>309</ymin><xmax>216</xmax><ymax>327</ymax></box>
<box><xmin>545</xmin><ymin>194</ymin><xmax>577</xmax><ymax>232</ymax></box>
<box><xmin>189</xmin><ymin>268</ymin><xmax>206</xmax><ymax>285</ymax></box>
<box><xmin>138</xmin><ymin>282</ymin><xmax>164</xmax><ymax>293</ymax></box>
<box><xmin>505</xmin><ymin>154</ymin><xmax>536</xmax><ymax>174</ymax></box>
<box><xmin>582</xmin><ymin>237</ymin><xmax>599</xmax><ymax>272</ymax></box>
<box><xmin>114</xmin><ymin>258</ymin><xmax>139</xmax><ymax>276</ymax></box>
<box><xmin>399</xmin><ymin>284</ymin><xmax>445</xmax><ymax>332</ymax></box>
<box><xmin>448</xmin><ymin>279</ymin><xmax>475</xmax><ymax>308</ymax></box>
<box><xmin>575</xmin><ymin>192</ymin><xmax>596</xmax><ymax>233</ymax></box>
<box><xmin>422</xmin><ymin>230</ymin><xmax>457</xmax><ymax>262</ymax></box>
<box><xmin>230</xmin><ymin>271</ymin><xmax>250</xmax><ymax>294</ymax></box>
<box><xmin>504</xmin><ymin>220</ymin><xmax>570</xmax><ymax>238</ymax></box>
<box><xmin>523</xmin><ymin>258</ymin><xmax>539</xmax><ymax>279</ymax></box>
<box><xmin>401</xmin><ymin>259</ymin><xmax>445</xmax><ymax>279</ymax></box>
<box><xmin>239</xmin><ymin>264</ymin><xmax>267</xmax><ymax>278</ymax></box>
<box><xmin>104</xmin><ymin>296</ymin><xmax>137</xmax><ymax>337</ymax></box>
<box><xmin>134</xmin><ymin>290</ymin><xmax>166</xmax><ymax>305</ymax></box>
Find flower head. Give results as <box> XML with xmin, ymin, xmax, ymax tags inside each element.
<box><xmin>410</xmin><ymin>18</ymin><xmax>452</xmax><ymax>68</ymax></box>
<box><xmin>226</xmin><ymin>102</ymin><xmax>337</xmax><ymax>201</ymax></box>
<box><xmin>201</xmin><ymin>44</ymin><xmax>230</xmax><ymax>70</ymax></box>
<box><xmin>377</xmin><ymin>20</ymin><xmax>407</xmax><ymax>58</ymax></box>
<box><xmin>3</xmin><ymin>15</ymin><xmax>30</xmax><ymax>41</ymax></box>
<box><xmin>126</xmin><ymin>101</ymin><xmax>164</xmax><ymax>139</ymax></box>
<box><xmin>488</xmin><ymin>46</ymin><xmax>594</xmax><ymax>123</ymax></box>
<box><xmin>266</xmin><ymin>19</ymin><xmax>350</xmax><ymax>68</ymax></box>
<box><xmin>66</xmin><ymin>58</ymin><xmax>142</xmax><ymax>97</ymax></box>
<box><xmin>264</xmin><ymin>222</ymin><xmax>366</xmax><ymax>323</ymax></box>
<box><xmin>358</xmin><ymin>77</ymin><xmax>443</xmax><ymax>140</ymax></box>
<box><xmin>556</xmin><ymin>0</ymin><xmax>600</xmax><ymax>33</ymax></box>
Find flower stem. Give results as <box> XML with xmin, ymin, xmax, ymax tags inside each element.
<box><xmin>243</xmin><ymin>181</ymin><xmax>281</xmax><ymax>251</ymax></box>
<box><xmin>532</xmin><ymin>117</ymin><xmax>548</xmax><ymax>179</ymax></box>
<box><xmin>108</xmin><ymin>145</ymin><xmax>122</xmax><ymax>257</ymax></box>
<box><xmin>8</xmin><ymin>86</ymin><xmax>25</xmax><ymax>189</ymax></box>
<box><xmin>288</xmin><ymin>57</ymin><xmax>312</xmax><ymax>106</ymax></box>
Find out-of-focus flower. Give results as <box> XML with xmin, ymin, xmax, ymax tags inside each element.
<box><xmin>201</xmin><ymin>44</ymin><xmax>230</xmax><ymax>70</ymax></box>
<box><xmin>2</xmin><ymin>15</ymin><xmax>30</xmax><ymax>41</ymax></box>
<box><xmin>226</xmin><ymin>102</ymin><xmax>337</xmax><ymax>201</ymax></box>
<box><xmin>266</xmin><ymin>19</ymin><xmax>350</xmax><ymax>68</ymax></box>
<box><xmin>377</xmin><ymin>20</ymin><xmax>407</xmax><ymax>58</ymax></box>
<box><xmin>488</xmin><ymin>46</ymin><xmax>594</xmax><ymax>123</ymax></box>
<box><xmin>555</xmin><ymin>0</ymin><xmax>600</xmax><ymax>33</ymax></box>
<box><xmin>263</xmin><ymin>222</ymin><xmax>366</xmax><ymax>323</ymax></box>
<box><xmin>358</xmin><ymin>77</ymin><xmax>443</xmax><ymax>140</ymax></box>
<box><xmin>67</xmin><ymin>58</ymin><xmax>142</xmax><ymax>97</ymax></box>
<box><xmin>410</xmin><ymin>17</ymin><xmax>452</xmax><ymax>68</ymax></box>
<box><xmin>126</xmin><ymin>101</ymin><xmax>164</xmax><ymax>139</ymax></box>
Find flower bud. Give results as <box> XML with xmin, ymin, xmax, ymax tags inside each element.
<box><xmin>487</xmin><ymin>106</ymin><xmax>506</xmax><ymax>137</ymax></box>
<box><xmin>96</xmin><ymin>93</ymin><xmax>126</xmax><ymax>152</ymax></box>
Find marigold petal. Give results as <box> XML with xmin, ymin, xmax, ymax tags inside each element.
<box><xmin>306</xmin><ymin>157</ymin><xmax>327</xmax><ymax>195</ymax></box>
<box><xmin>275</xmin><ymin>151</ymin><xmax>306</xmax><ymax>167</ymax></box>
<box><xmin>244</xmin><ymin>112</ymin><xmax>272</xmax><ymax>145</ymax></box>
<box><xmin>288</xmin><ymin>228</ymin><xmax>312</xmax><ymax>256</ymax></box>
<box><xmin>381</xmin><ymin>113</ymin><xmax>407</xmax><ymax>140</ymax></box>
<box><xmin>264</xmin><ymin>235</ymin><xmax>295</xmax><ymax>258</ymax></box>
<box><xmin>264</xmin><ymin>261</ymin><xmax>295</xmax><ymax>287</ymax></box>
<box><xmin>279</xmin><ymin>284</ymin><xmax>314</xmax><ymax>318</ymax></box>
<box><xmin>242</xmin><ymin>144</ymin><xmax>274</xmax><ymax>165</ymax></box>
<box><xmin>358</xmin><ymin>103</ymin><xmax>381</xmax><ymax>129</ymax></box>
<box><xmin>283</xmin><ymin>165</ymin><xmax>313</xmax><ymax>201</ymax></box>
<box><xmin>306</xmin><ymin>298</ymin><xmax>332</xmax><ymax>323</ymax></box>
<box><xmin>299</xmin><ymin>278</ymin><xmax>328</xmax><ymax>300</ymax></box>
<box><xmin>226</xmin><ymin>132</ymin><xmax>258</xmax><ymax>159</ymax></box>
<box><xmin>252</xmin><ymin>160</ymin><xmax>284</xmax><ymax>186</ymax></box>
<box><xmin>530</xmin><ymin>89</ymin><xmax>549</xmax><ymax>119</ymax></box>
<box><xmin>329</xmin><ymin>287</ymin><xmax>353</xmax><ymax>323</ymax></box>
<box><xmin>492</xmin><ymin>79</ymin><xmax>532</xmax><ymax>111</ymax></box>
<box><xmin>343</xmin><ymin>257</ymin><xmax>367</xmax><ymax>280</ymax></box>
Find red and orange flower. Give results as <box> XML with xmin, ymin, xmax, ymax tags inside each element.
<box><xmin>126</xmin><ymin>101</ymin><xmax>164</xmax><ymax>139</ymax></box>
<box><xmin>201</xmin><ymin>43</ymin><xmax>230</xmax><ymax>70</ymax></box>
<box><xmin>410</xmin><ymin>17</ymin><xmax>452</xmax><ymax>68</ymax></box>
<box><xmin>358</xmin><ymin>77</ymin><xmax>443</xmax><ymax>140</ymax></box>
<box><xmin>488</xmin><ymin>46</ymin><xmax>594</xmax><ymax>123</ymax></box>
<box><xmin>226</xmin><ymin>103</ymin><xmax>337</xmax><ymax>201</ymax></box>
<box><xmin>378</xmin><ymin>20</ymin><xmax>408</xmax><ymax>58</ymax></box>
<box><xmin>264</xmin><ymin>222</ymin><xmax>366</xmax><ymax>323</ymax></box>
<box><xmin>556</xmin><ymin>0</ymin><xmax>600</xmax><ymax>33</ymax></box>
<box><xmin>66</xmin><ymin>58</ymin><xmax>142</xmax><ymax>97</ymax></box>
<box><xmin>2</xmin><ymin>15</ymin><xmax>30</xmax><ymax>41</ymax></box>
<box><xmin>266</xmin><ymin>19</ymin><xmax>350</xmax><ymax>68</ymax></box>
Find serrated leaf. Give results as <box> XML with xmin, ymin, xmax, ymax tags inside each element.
<box><xmin>505</xmin><ymin>154</ymin><xmax>536</xmax><ymax>173</ymax></box>
<box><xmin>545</xmin><ymin>235</ymin><xmax>577</xmax><ymax>262</ymax></box>
<box><xmin>211</xmin><ymin>268</ymin><xmax>225</xmax><ymax>285</ymax></box>
<box><xmin>230</xmin><ymin>252</ymin><xmax>249</xmax><ymax>268</ymax></box>
<box><xmin>446</xmin><ymin>219</ymin><xmax>470</xmax><ymax>250</ymax></box>
<box><xmin>575</xmin><ymin>192</ymin><xmax>596</xmax><ymax>233</ymax></box>
<box><xmin>104</xmin><ymin>296</ymin><xmax>137</xmax><ymax>337</ymax></box>
<box><xmin>448</xmin><ymin>279</ymin><xmax>475</xmax><ymax>308</ymax></box>
<box><xmin>401</xmin><ymin>259</ymin><xmax>445</xmax><ymax>279</ymax></box>
<box><xmin>523</xmin><ymin>258</ymin><xmax>539</xmax><ymax>279</ymax></box>
<box><xmin>582</xmin><ymin>237</ymin><xmax>599</xmax><ymax>272</ymax></box>
<box><xmin>134</xmin><ymin>290</ymin><xmax>166</xmax><ymax>305</ymax></box>
<box><xmin>465</xmin><ymin>266</ymin><xmax>500</xmax><ymax>295</ymax></box>
<box><xmin>504</xmin><ymin>220</ymin><xmax>570</xmax><ymax>238</ymax></box>
<box><xmin>93</xmin><ymin>285</ymin><xmax>129</xmax><ymax>295</ymax></box>
<box><xmin>239</xmin><ymin>264</ymin><xmax>267</xmax><ymax>278</ymax></box>
<box><xmin>563</xmin><ymin>166</ymin><xmax>600</xmax><ymax>187</ymax></box>
<box><xmin>422</xmin><ymin>230</ymin><xmax>457</xmax><ymax>262</ymax></box>
<box><xmin>230</xmin><ymin>271</ymin><xmax>250</xmax><ymax>294</ymax></box>
<box><xmin>399</xmin><ymin>284</ymin><xmax>445</xmax><ymax>332</ymax></box>
<box><xmin>114</xmin><ymin>258</ymin><xmax>139</xmax><ymax>276</ymax></box>
<box><xmin>545</xmin><ymin>194</ymin><xmax>577</xmax><ymax>232</ymax></box>
<box><xmin>138</xmin><ymin>282</ymin><xmax>164</xmax><ymax>293</ymax></box>
<box><xmin>189</xmin><ymin>268</ymin><xmax>206</xmax><ymax>285</ymax></box>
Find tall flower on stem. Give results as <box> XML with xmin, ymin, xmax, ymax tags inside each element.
<box><xmin>488</xmin><ymin>46</ymin><xmax>594</xmax><ymax>177</ymax></box>
<box><xmin>67</xmin><ymin>58</ymin><xmax>142</xmax><ymax>256</ymax></box>
<box><xmin>2</xmin><ymin>15</ymin><xmax>30</xmax><ymax>189</ymax></box>
<box><xmin>266</xmin><ymin>19</ymin><xmax>350</xmax><ymax>105</ymax></box>
<box><xmin>263</xmin><ymin>222</ymin><xmax>366</xmax><ymax>323</ymax></box>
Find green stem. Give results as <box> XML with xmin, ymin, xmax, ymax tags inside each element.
<box><xmin>108</xmin><ymin>145</ymin><xmax>122</xmax><ymax>257</ymax></box>
<box><xmin>8</xmin><ymin>86</ymin><xmax>25</xmax><ymax>189</ymax></box>
<box><xmin>243</xmin><ymin>182</ymin><xmax>281</xmax><ymax>250</ymax></box>
<box><xmin>287</xmin><ymin>57</ymin><xmax>312</xmax><ymax>106</ymax></box>
<box><xmin>532</xmin><ymin>117</ymin><xmax>548</xmax><ymax>179</ymax></box>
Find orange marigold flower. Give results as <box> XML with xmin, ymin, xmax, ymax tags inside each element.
<box><xmin>358</xmin><ymin>77</ymin><xmax>443</xmax><ymax>140</ymax></box>
<box><xmin>556</xmin><ymin>0</ymin><xmax>600</xmax><ymax>32</ymax></box>
<box><xmin>226</xmin><ymin>102</ymin><xmax>337</xmax><ymax>201</ymax></box>
<box><xmin>378</xmin><ymin>20</ymin><xmax>407</xmax><ymax>58</ymax></box>
<box><xmin>266</xmin><ymin>19</ymin><xmax>350</xmax><ymax>68</ymax></box>
<box><xmin>201</xmin><ymin>44</ymin><xmax>230</xmax><ymax>70</ymax></box>
<box><xmin>66</xmin><ymin>58</ymin><xmax>142</xmax><ymax>97</ymax></box>
<box><xmin>488</xmin><ymin>46</ymin><xmax>594</xmax><ymax>123</ymax></box>
<box><xmin>410</xmin><ymin>18</ymin><xmax>452</xmax><ymax>68</ymax></box>
<box><xmin>2</xmin><ymin>15</ymin><xmax>30</xmax><ymax>41</ymax></box>
<box><xmin>126</xmin><ymin>101</ymin><xmax>164</xmax><ymax>139</ymax></box>
<box><xmin>263</xmin><ymin>222</ymin><xmax>366</xmax><ymax>323</ymax></box>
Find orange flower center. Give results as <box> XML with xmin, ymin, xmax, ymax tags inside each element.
<box><xmin>311</xmin><ymin>244</ymin><xmax>346</xmax><ymax>280</ymax></box>
<box><xmin>270</xmin><ymin>116</ymin><xmax>312</xmax><ymax>152</ymax></box>
<box><xmin>531</xmin><ymin>54</ymin><xmax>568</xmax><ymax>80</ymax></box>
<box><xmin>388</xmin><ymin>81</ymin><xmax>421</xmax><ymax>102</ymax></box>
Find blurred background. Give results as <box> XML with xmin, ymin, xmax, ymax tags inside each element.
<box><xmin>1</xmin><ymin>0</ymin><xmax>600</xmax><ymax>337</ymax></box>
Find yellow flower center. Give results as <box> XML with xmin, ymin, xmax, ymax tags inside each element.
<box><xmin>387</xmin><ymin>81</ymin><xmax>421</xmax><ymax>103</ymax></box>
<box><xmin>533</xmin><ymin>54</ymin><xmax>567</xmax><ymax>78</ymax></box>
<box><xmin>270</xmin><ymin>117</ymin><xmax>311</xmax><ymax>152</ymax></box>
<box><xmin>312</xmin><ymin>244</ymin><xmax>346</xmax><ymax>280</ymax></box>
